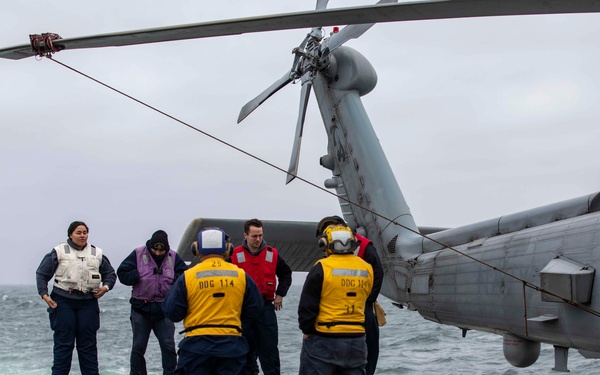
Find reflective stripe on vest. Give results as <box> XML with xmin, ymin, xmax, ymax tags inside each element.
<box><xmin>315</xmin><ymin>255</ymin><xmax>373</xmax><ymax>334</ymax></box>
<box><xmin>182</xmin><ymin>260</ymin><xmax>246</xmax><ymax>337</ymax></box>
<box><xmin>132</xmin><ymin>246</ymin><xmax>176</xmax><ymax>302</ymax></box>
<box><xmin>54</xmin><ymin>242</ymin><xmax>103</xmax><ymax>293</ymax></box>
<box><xmin>231</xmin><ymin>246</ymin><xmax>278</xmax><ymax>300</ymax></box>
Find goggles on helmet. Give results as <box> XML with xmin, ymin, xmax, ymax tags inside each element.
<box><xmin>322</xmin><ymin>225</ymin><xmax>356</xmax><ymax>254</ymax></box>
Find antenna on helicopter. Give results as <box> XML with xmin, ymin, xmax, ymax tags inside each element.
<box><xmin>237</xmin><ymin>0</ymin><xmax>398</xmax><ymax>184</ymax></box>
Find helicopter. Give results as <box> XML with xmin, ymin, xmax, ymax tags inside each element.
<box><xmin>2</xmin><ymin>0</ymin><xmax>600</xmax><ymax>372</ymax></box>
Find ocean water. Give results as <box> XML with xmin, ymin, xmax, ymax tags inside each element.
<box><xmin>1</xmin><ymin>284</ymin><xmax>598</xmax><ymax>374</ymax></box>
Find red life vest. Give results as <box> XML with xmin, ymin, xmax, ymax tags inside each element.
<box><xmin>354</xmin><ymin>233</ymin><xmax>371</xmax><ymax>259</ymax></box>
<box><xmin>231</xmin><ymin>245</ymin><xmax>278</xmax><ymax>301</ymax></box>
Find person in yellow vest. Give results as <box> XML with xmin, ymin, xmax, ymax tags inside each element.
<box><xmin>298</xmin><ymin>224</ymin><xmax>373</xmax><ymax>375</ymax></box>
<box><xmin>315</xmin><ymin>216</ymin><xmax>384</xmax><ymax>375</ymax></box>
<box><xmin>162</xmin><ymin>228</ymin><xmax>263</xmax><ymax>374</ymax></box>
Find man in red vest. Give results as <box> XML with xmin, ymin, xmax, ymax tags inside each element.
<box><xmin>231</xmin><ymin>218</ymin><xmax>293</xmax><ymax>375</ymax></box>
<box><xmin>315</xmin><ymin>216</ymin><xmax>384</xmax><ymax>375</ymax></box>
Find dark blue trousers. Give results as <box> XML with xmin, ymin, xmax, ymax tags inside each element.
<box><xmin>299</xmin><ymin>335</ymin><xmax>367</xmax><ymax>375</ymax></box>
<box><xmin>49</xmin><ymin>293</ymin><xmax>100</xmax><ymax>375</ymax></box>
<box><xmin>244</xmin><ymin>300</ymin><xmax>280</xmax><ymax>375</ymax></box>
<box><xmin>130</xmin><ymin>309</ymin><xmax>177</xmax><ymax>375</ymax></box>
<box><xmin>175</xmin><ymin>350</ymin><xmax>246</xmax><ymax>375</ymax></box>
<box><xmin>364</xmin><ymin>302</ymin><xmax>380</xmax><ymax>375</ymax></box>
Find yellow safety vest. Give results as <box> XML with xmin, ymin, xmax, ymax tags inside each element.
<box><xmin>182</xmin><ymin>258</ymin><xmax>246</xmax><ymax>337</ymax></box>
<box><xmin>315</xmin><ymin>254</ymin><xmax>373</xmax><ymax>334</ymax></box>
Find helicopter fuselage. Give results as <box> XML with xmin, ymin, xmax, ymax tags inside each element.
<box><xmin>312</xmin><ymin>44</ymin><xmax>600</xmax><ymax>368</ymax></box>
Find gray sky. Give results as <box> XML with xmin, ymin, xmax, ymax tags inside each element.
<box><xmin>1</xmin><ymin>1</ymin><xmax>599</xmax><ymax>286</ymax></box>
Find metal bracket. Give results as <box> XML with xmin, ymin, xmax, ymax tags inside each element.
<box><xmin>552</xmin><ymin>346</ymin><xmax>570</xmax><ymax>372</ymax></box>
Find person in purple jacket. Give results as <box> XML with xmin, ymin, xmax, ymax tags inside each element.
<box><xmin>117</xmin><ymin>230</ymin><xmax>188</xmax><ymax>375</ymax></box>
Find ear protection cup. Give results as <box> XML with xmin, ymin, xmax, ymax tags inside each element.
<box><xmin>191</xmin><ymin>241</ymin><xmax>199</xmax><ymax>256</ymax></box>
<box><xmin>224</xmin><ymin>234</ymin><xmax>234</xmax><ymax>257</ymax></box>
<box><xmin>318</xmin><ymin>235</ymin><xmax>328</xmax><ymax>250</ymax></box>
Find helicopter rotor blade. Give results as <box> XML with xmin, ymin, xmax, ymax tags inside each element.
<box><xmin>4</xmin><ymin>0</ymin><xmax>600</xmax><ymax>60</ymax></box>
<box><xmin>286</xmin><ymin>80</ymin><xmax>312</xmax><ymax>185</ymax></box>
<box><xmin>237</xmin><ymin>72</ymin><xmax>294</xmax><ymax>123</ymax></box>
<box><xmin>326</xmin><ymin>23</ymin><xmax>376</xmax><ymax>53</ymax></box>
<box><xmin>326</xmin><ymin>0</ymin><xmax>397</xmax><ymax>52</ymax></box>
<box><xmin>316</xmin><ymin>0</ymin><xmax>329</xmax><ymax>11</ymax></box>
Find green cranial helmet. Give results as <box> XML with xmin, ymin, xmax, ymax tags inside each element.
<box><xmin>316</xmin><ymin>215</ymin><xmax>346</xmax><ymax>237</ymax></box>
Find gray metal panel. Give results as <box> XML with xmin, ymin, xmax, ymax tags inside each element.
<box><xmin>414</xmin><ymin>211</ymin><xmax>600</xmax><ymax>350</ymax></box>
<box><xmin>540</xmin><ymin>257</ymin><xmax>595</xmax><ymax>303</ymax></box>
<box><xmin>422</xmin><ymin>217</ymin><xmax>500</xmax><ymax>253</ymax></box>
<box><xmin>422</xmin><ymin>193</ymin><xmax>600</xmax><ymax>253</ymax></box>
<box><xmin>498</xmin><ymin>195</ymin><xmax>593</xmax><ymax>234</ymax></box>
<box><xmin>177</xmin><ymin>218</ymin><xmax>322</xmax><ymax>271</ymax></box>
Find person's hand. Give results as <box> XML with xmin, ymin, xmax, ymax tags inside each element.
<box><xmin>93</xmin><ymin>285</ymin><xmax>109</xmax><ymax>299</ymax></box>
<box><xmin>42</xmin><ymin>294</ymin><xmax>57</xmax><ymax>309</ymax></box>
<box><xmin>274</xmin><ymin>295</ymin><xmax>283</xmax><ymax>311</ymax></box>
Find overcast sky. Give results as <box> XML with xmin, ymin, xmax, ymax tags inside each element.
<box><xmin>1</xmin><ymin>1</ymin><xmax>599</xmax><ymax>286</ymax></box>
